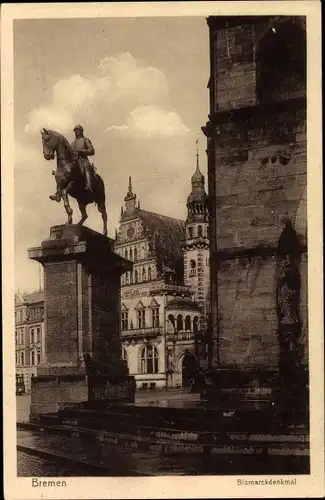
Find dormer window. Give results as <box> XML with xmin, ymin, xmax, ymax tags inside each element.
<box><xmin>188</xmin><ymin>227</ymin><xmax>193</xmax><ymax>239</ymax></box>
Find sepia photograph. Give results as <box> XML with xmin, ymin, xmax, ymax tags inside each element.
<box><xmin>2</xmin><ymin>2</ymin><xmax>324</xmax><ymax>499</ymax></box>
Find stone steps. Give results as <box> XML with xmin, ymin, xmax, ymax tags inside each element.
<box><xmin>18</xmin><ymin>416</ymin><xmax>308</xmax><ymax>455</ymax></box>
<box><xmin>53</xmin><ymin>403</ymin><xmax>308</xmax><ymax>434</ymax></box>
<box><xmin>17</xmin><ymin>421</ymin><xmax>309</xmax><ymax>474</ymax></box>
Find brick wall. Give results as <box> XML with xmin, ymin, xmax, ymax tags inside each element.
<box><xmin>44</xmin><ymin>261</ymin><xmax>78</xmax><ymax>364</ymax></box>
<box><xmin>214</xmin><ymin>109</ymin><xmax>306</xmax><ymax>251</ymax></box>
<box><xmin>206</xmin><ymin>16</ymin><xmax>307</xmax><ymax>369</ymax></box>
<box><xmin>214</xmin><ymin>24</ymin><xmax>257</xmax><ymax>111</ymax></box>
<box><xmin>91</xmin><ymin>272</ymin><xmax>121</xmax><ymax>365</ymax></box>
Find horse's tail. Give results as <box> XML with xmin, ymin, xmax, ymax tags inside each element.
<box><xmin>94</xmin><ymin>174</ymin><xmax>106</xmax><ymax>207</ymax></box>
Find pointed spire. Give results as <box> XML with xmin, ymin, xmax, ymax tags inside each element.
<box><xmin>191</xmin><ymin>134</ymin><xmax>204</xmax><ymax>186</ymax></box>
<box><xmin>138</xmin><ymin>200</ymin><xmax>141</xmax><ymax>209</ymax></box>
<box><xmin>196</xmin><ymin>134</ymin><xmax>200</xmax><ymax>171</ymax></box>
<box><xmin>128</xmin><ymin>176</ymin><xmax>133</xmax><ymax>195</ymax></box>
<box><xmin>124</xmin><ymin>175</ymin><xmax>137</xmax><ymax>213</ymax></box>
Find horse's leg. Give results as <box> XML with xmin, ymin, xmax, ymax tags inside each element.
<box><xmin>77</xmin><ymin>201</ymin><xmax>88</xmax><ymax>226</ymax></box>
<box><xmin>61</xmin><ymin>187</ymin><xmax>73</xmax><ymax>224</ymax></box>
<box><xmin>97</xmin><ymin>203</ymin><xmax>108</xmax><ymax>236</ymax></box>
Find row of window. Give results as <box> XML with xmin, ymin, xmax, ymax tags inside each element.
<box><xmin>188</xmin><ymin>203</ymin><xmax>207</xmax><ymax>215</ymax></box>
<box><xmin>122</xmin><ymin>311</ymin><xmax>200</xmax><ymax>332</ymax></box>
<box><xmin>187</xmin><ymin>224</ymin><xmax>209</xmax><ymax>239</ymax></box>
<box><xmin>15</xmin><ymin>308</ymin><xmax>43</xmax><ymax>323</ymax></box>
<box><xmin>122</xmin><ymin>307</ymin><xmax>159</xmax><ymax>330</ymax></box>
<box><xmin>124</xmin><ymin>247</ymin><xmax>139</xmax><ymax>261</ymax></box>
<box><xmin>122</xmin><ymin>345</ymin><xmax>159</xmax><ymax>374</ymax></box>
<box><xmin>122</xmin><ymin>266</ymin><xmax>153</xmax><ymax>285</ymax></box>
<box><xmin>15</xmin><ymin>326</ymin><xmax>41</xmax><ymax>345</ymax></box>
<box><xmin>16</xmin><ymin>349</ymin><xmax>41</xmax><ymax>367</ymax></box>
<box><xmin>168</xmin><ymin>314</ymin><xmax>200</xmax><ymax>332</ymax></box>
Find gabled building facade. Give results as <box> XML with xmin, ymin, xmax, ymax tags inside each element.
<box><xmin>114</xmin><ymin>161</ymin><xmax>210</xmax><ymax>389</ymax></box>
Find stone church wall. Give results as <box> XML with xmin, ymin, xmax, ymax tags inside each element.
<box><xmin>206</xmin><ymin>16</ymin><xmax>307</xmax><ymax>370</ymax></box>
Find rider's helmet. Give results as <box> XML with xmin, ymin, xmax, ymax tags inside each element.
<box><xmin>73</xmin><ymin>124</ymin><xmax>84</xmax><ymax>133</ymax></box>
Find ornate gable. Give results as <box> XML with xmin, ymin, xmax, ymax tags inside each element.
<box><xmin>134</xmin><ymin>300</ymin><xmax>146</xmax><ymax>310</ymax></box>
<box><xmin>148</xmin><ymin>298</ymin><xmax>159</xmax><ymax>309</ymax></box>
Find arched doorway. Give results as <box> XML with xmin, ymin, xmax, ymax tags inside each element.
<box><xmin>181</xmin><ymin>352</ymin><xmax>199</xmax><ymax>387</ymax></box>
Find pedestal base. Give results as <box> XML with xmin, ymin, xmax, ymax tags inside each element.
<box><xmin>30</xmin><ymin>372</ymin><xmax>136</xmax><ymax>418</ymax></box>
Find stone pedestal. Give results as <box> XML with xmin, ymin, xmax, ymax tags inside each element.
<box><xmin>28</xmin><ymin>224</ymin><xmax>134</xmax><ymax>417</ymax></box>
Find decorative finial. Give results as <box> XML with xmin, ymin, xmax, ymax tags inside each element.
<box><xmin>196</xmin><ymin>134</ymin><xmax>200</xmax><ymax>171</ymax></box>
<box><xmin>138</xmin><ymin>200</ymin><xmax>140</xmax><ymax>209</ymax></box>
<box><xmin>128</xmin><ymin>175</ymin><xmax>132</xmax><ymax>195</ymax></box>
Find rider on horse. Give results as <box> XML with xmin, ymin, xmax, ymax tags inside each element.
<box><xmin>49</xmin><ymin>124</ymin><xmax>96</xmax><ymax>202</ymax></box>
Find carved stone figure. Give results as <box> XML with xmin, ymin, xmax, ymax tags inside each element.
<box><xmin>276</xmin><ymin>219</ymin><xmax>301</xmax><ymax>379</ymax></box>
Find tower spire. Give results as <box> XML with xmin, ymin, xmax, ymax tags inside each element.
<box><xmin>128</xmin><ymin>175</ymin><xmax>133</xmax><ymax>195</ymax></box>
<box><xmin>124</xmin><ymin>175</ymin><xmax>137</xmax><ymax>214</ymax></box>
<box><xmin>196</xmin><ymin>135</ymin><xmax>200</xmax><ymax>172</ymax></box>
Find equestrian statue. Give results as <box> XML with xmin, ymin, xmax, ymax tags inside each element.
<box><xmin>41</xmin><ymin>125</ymin><xmax>108</xmax><ymax>236</ymax></box>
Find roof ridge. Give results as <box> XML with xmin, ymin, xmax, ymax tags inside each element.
<box><xmin>140</xmin><ymin>208</ymin><xmax>185</xmax><ymax>224</ymax></box>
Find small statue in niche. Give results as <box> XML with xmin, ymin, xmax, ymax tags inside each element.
<box><xmin>277</xmin><ymin>254</ymin><xmax>301</xmax><ymax>327</ymax></box>
<box><xmin>276</xmin><ymin>219</ymin><xmax>302</xmax><ymax>380</ymax></box>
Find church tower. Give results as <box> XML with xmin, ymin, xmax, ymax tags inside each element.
<box><xmin>183</xmin><ymin>140</ymin><xmax>210</xmax><ymax>316</ymax></box>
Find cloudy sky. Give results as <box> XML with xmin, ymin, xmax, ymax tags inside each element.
<box><xmin>14</xmin><ymin>17</ymin><xmax>209</xmax><ymax>294</ymax></box>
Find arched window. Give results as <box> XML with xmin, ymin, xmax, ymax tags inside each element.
<box><xmin>168</xmin><ymin>314</ymin><xmax>175</xmax><ymax>329</ymax></box>
<box><xmin>207</xmin><ymin>225</ymin><xmax>210</xmax><ymax>238</ymax></box>
<box><xmin>256</xmin><ymin>22</ymin><xmax>306</xmax><ymax>104</ymax></box>
<box><xmin>188</xmin><ymin>227</ymin><xmax>193</xmax><ymax>239</ymax></box>
<box><xmin>125</xmin><ymin>249</ymin><xmax>128</xmax><ymax>259</ymax></box>
<box><xmin>148</xmin><ymin>267</ymin><xmax>152</xmax><ymax>281</ymax></box>
<box><xmin>134</xmin><ymin>248</ymin><xmax>137</xmax><ymax>261</ymax></box>
<box><xmin>193</xmin><ymin>316</ymin><xmax>199</xmax><ymax>332</ymax></box>
<box><xmin>190</xmin><ymin>259</ymin><xmax>196</xmax><ymax>277</ymax></box>
<box><xmin>134</xmin><ymin>270</ymin><xmax>138</xmax><ymax>283</ymax></box>
<box><xmin>142</xmin><ymin>268</ymin><xmax>146</xmax><ymax>282</ymax></box>
<box><xmin>140</xmin><ymin>345</ymin><xmax>159</xmax><ymax>374</ymax></box>
<box><xmin>198</xmin><ymin>225</ymin><xmax>203</xmax><ymax>237</ymax></box>
<box><xmin>122</xmin><ymin>348</ymin><xmax>128</xmax><ymax>370</ymax></box>
<box><xmin>177</xmin><ymin>314</ymin><xmax>183</xmax><ymax>332</ymax></box>
<box><xmin>129</xmin><ymin>248</ymin><xmax>133</xmax><ymax>261</ymax></box>
<box><xmin>185</xmin><ymin>315</ymin><xmax>191</xmax><ymax>331</ymax></box>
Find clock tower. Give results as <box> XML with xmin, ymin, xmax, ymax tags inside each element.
<box><xmin>183</xmin><ymin>142</ymin><xmax>210</xmax><ymax>316</ymax></box>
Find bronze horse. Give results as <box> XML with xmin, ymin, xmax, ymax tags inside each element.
<box><xmin>41</xmin><ymin>128</ymin><xmax>108</xmax><ymax>235</ymax></box>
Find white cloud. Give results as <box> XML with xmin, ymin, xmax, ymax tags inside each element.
<box><xmin>106</xmin><ymin>105</ymin><xmax>189</xmax><ymax>138</ymax></box>
<box><xmin>127</xmin><ymin>105</ymin><xmax>190</xmax><ymax>137</ymax></box>
<box><xmin>25</xmin><ymin>53</ymin><xmax>171</xmax><ymax>135</ymax></box>
<box><xmin>16</xmin><ymin>52</ymin><xmax>200</xmax><ymax>293</ymax></box>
